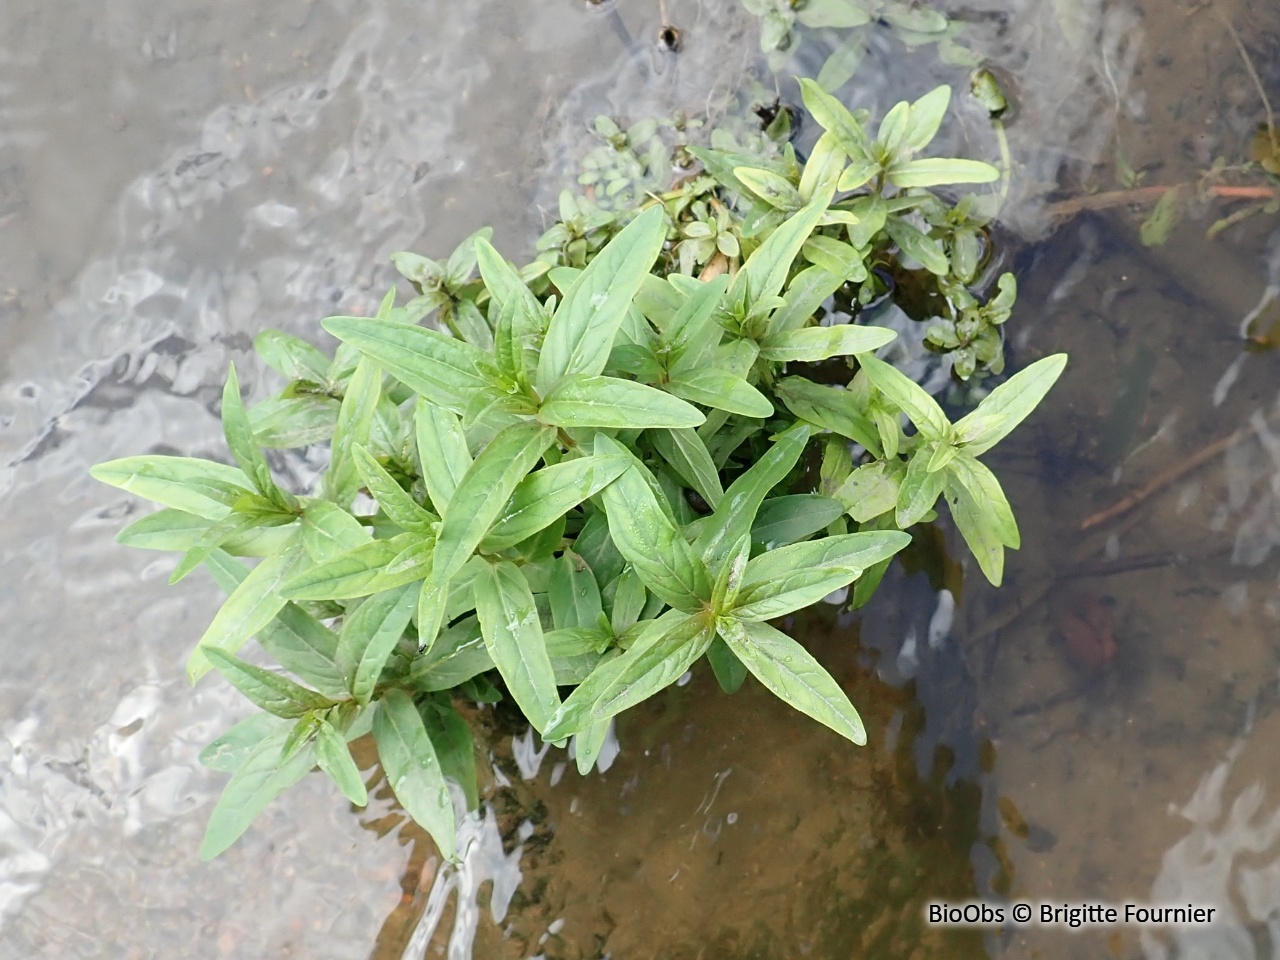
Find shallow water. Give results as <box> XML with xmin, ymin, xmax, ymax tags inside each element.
<box><xmin>4</xmin><ymin>0</ymin><xmax>1280</xmax><ymax>957</ymax></box>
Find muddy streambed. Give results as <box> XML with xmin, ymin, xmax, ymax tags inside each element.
<box><xmin>3</xmin><ymin>1</ymin><xmax>1280</xmax><ymax>958</ymax></box>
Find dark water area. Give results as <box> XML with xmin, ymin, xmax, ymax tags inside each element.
<box><xmin>4</xmin><ymin>1</ymin><xmax>1280</xmax><ymax>958</ymax></box>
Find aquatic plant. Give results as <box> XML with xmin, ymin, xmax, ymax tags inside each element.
<box><xmin>91</xmin><ymin>80</ymin><xmax>1063</xmax><ymax>861</ymax></box>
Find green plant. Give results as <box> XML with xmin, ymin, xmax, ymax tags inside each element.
<box><xmin>91</xmin><ymin>78</ymin><xmax>1063</xmax><ymax>863</ymax></box>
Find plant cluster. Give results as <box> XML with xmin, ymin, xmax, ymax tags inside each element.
<box><xmin>92</xmin><ymin>79</ymin><xmax>1063</xmax><ymax>862</ymax></box>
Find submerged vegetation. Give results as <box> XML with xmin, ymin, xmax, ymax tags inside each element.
<box><xmin>92</xmin><ymin>60</ymin><xmax>1063</xmax><ymax>860</ymax></box>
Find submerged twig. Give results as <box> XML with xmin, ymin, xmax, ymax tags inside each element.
<box><xmin>1046</xmin><ymin>183</ymin><xmax>1278</xmax><ymax>220</ymax></box>
<box><xmin>1080</xmin><ymin>407</ymin><xmax>1280</xmax><ymax>530</ymax></box>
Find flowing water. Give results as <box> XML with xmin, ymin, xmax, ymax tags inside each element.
<box><xmin>3</xmin><ymin>0</ymin><xmax>1280</xmax><ymax>957</ymax></box>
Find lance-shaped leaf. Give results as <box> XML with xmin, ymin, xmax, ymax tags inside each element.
<box><xmin>799</xmin><ymin>78</ymin><xmax>872</xmax><ymax>162</ymax></box>
<box><xmin>729</xmin><ymin>187</ymin><xmax>833</xmax><ymax>304</ymax></box>
<box><xmin>571</xmin><ymin>717</ymin><xmax>614</xmax><ymax>776</ymax></box>
<box><xmin>542</xmin><ymin>610</ymin><xmax>715</xmax><ymax>739</ymax></box>
<box><xmin>414</xmin><ymin>398</ymin><xmax>472</xmax><ymax>515</ymax></box>
<box><xmin>758</xmin><ymin>324</ymin><xmax>896</xmax><ymax>362</ymax></box>
<box><xmin>742</xmin><ymin>531</ymin><xmax>911</xmax><ymax>586</ymax></box>
<box><xmin>418</xmin><ymin>698</ymin><xmax>479</xmax><ymax>811</ymax></box>
<box><xmin>409</xmin><ymin>616</ymin><xmax>493</xmax><ymax>692</ymax></box>
<box><xmin>282</xmin><ymin>533</ymin><xmax>417</xmax><ymax>601</ymax></box>
<box><xmin>323</xmin><ymin>315</ymin><xmax>503</xmax><ymax>413</ymax></box>
<box><xmin>203</xmin><ymin>549</ymin><xmax>347</xmax><ymax>699</ymax></box>
<box><xmin>883</xmin><ymin>218</ymin><xmax>948</xmax><ymax>276</ymax></box>
<box><xmin>536</xmin><ymin>205</ymin><xmax>667</xmax><ymax>394</ymax></box>
<box><xmin>473</xmin><ymin>561</ymin><xmax>560</xmax><ymax>731</ymax></box>
<box><xmin>301</xmin><ymin>499</ymin><xmax>370</xmax><ymax>563</ymax></box>
<box><xmin>539</xmin><ymin>375</ymin><xmax>704</xmax><ymax>429</ymax></box>
<box><xmin>432</xmin><ymin>421</ymin><xmax>555</xmax><ymax>586</ymax></box>
<box><xmin>373</xmin><ymin>690</ymin><xmax>456</xmax><ymax>859</ymax></box>
<box><xmin>855</xmin><ymin>353</ymin><xmax>948</xmax><ymax>439</ymax></box>
<box><xmin>947</xmin><ymin>454</ymin><xmax>1019</xmax><ymax>548</ymax></box>
<box><xmin>324</xmin><ymin>356</ymin><xmax>381</xmax><ymax>507</ymax></box>
<box><xmin>718</xmin><ymin>619</ymin><xmax>866</xmax><ymax>745</ymax></box>
<box><xmin>204</xmin><ymin>647</ymin><xmax>337</xmax><ymax>718</ymax></box>
<box><xmin>886</xmin><ymin>158</ymin><xmax>999</xmax><ymax>188</ymax></box>
<box><xmin>189</xmin><ymin>536</ymin><xmax>309</xmax><ymax>681</ymax></box>
<box><xmin>896</xmin><ymin>445</ymin><xmax>947</xmax><ymax>528</ymax></box>
<box><xmin>338</xmin><ymin>584</ymin><xmax>417</xmax><ymax>704</ymax></box>
<box><xmin>734</xmin><ymin>166</ymin><xmax>803</xmax><ymax>211</ymax></box>
<box><xmin>768</xmin><ymin>264</ymin><xmax>846</xmax><ymax>336</ymax></box>
<box><xmin>651</xmin><ymin>428</ymin><xmax>724</xmax><ymax>510</ymax></box>
<box><xmin>732</xmin><ymin>565</ymin><xmax>865</xmax><ymax>621</ymax></box>
<box><xmin>475</xmin><ymin>237</ymin><xmax>543</xmax><ymax>379</ymax></box>
<box><xmin>774</xmin><ymin>378</ymin><xmax>881</xmax><ymax>453</ymax></box>
<box><xmin>952</xmin><ymin>354</ymin><xmax>1067</xmax><ymax>456</ymax></box>
<box><xmin>666</xmin><ymin>369</ymin><xmax>774</xmax><ymax>419</ymax></box>
<box><xmin>251</xmin><ymin>395</ymin><xmax>339</xmax><ymax>449</ymax></box>
<box><xmin>169</xmin><ymin>510</ymin><xmax>275</xmax><ymax>584</ymax></box>
<box><xmin>834</xmin><ymin>460</ymin><xmax>905</xmax><ymax>522</ymax></box>
<box><xmin>199</xmin><ymin>713</ymin><xmax>289</xmax><ymax>773</ymax></box>
<box><xmin>255</xmin><ymin>329</ymin><xmax>330</xmax><ymax>382</ymax></box>
<box><xmin>706</xmin><ymin>636</ymin><xmax>748</xmax><ymax>694</ymax></box>
<box><xmin>90</xmin><ymin>456</ymin><xmax>253</xmax><ymax>521</ymax></box>
<box><xmin>352</xmin><ymin>443</ymin><xmax>436</xmax><ymax>533</ymax></box>
<box><xmin>693</xmin><ymin>423</ymin><xmax>810</xmax><ymax>572</ymax></box>
<box><xmin>594</xmin><ymin>435</ymin><xmax>710</xmax><ymax>612</ymax></box>
<box><xmin>663</xmin><ymin>273</ymin><xmax>729</xmax><ymax>366</ymax></box>
<box><xmin>549</xmin><ymin>554</ymin><xmax>604</xmax><ymax>630</ymax></box>
<box><xmin>944</xmin><ymin>473</ymin><xmax>1005</xmax><ymax>586</ymax></box>
<box><xmin>222</xmin><ymin>364</ymin><xmax>286</xmax><ymax>505</ymax></box>
<box><xmin>315</xmin><ymin>717</ymin><xmax>368</xmax><ymax>806</ymax></box>
<box><xmin>482</xmin><ymin>454</ymin><xmax>629</xmax><ymax>550</ymax></box>
<box><xmin>751</xmin><ymin>494</ymin><xmax>845</xmax><ymax>548</ymax></box>
<box><xmin>200</xmin><ymin>726</ymin><xmax>317</xmax><ymax>859</ymax></box>
<box><xmin>897</xmin><ymin>84</ymin><xmax>951</xmax><ymax>154</ymax></box>
<box><xmin>116</xmin><ymin>508</ymin><xmax>295</xmax><ymax>556</ymax></box>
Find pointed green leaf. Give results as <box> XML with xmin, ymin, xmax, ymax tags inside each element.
<box><xmin>834</xmin><ymin>459</ymin><xmax>905</xmax><ymax>522</ymax></box>
<box><xmin>651</xmin><ymin>428</ymin><xmax>724</xmax><ymax>510</ymax></box>
<box><xmin>549</xmin><ymin>554</ymin><xmax>603</xmax><ymax>630</ymax></box>
<box><xmin>255</xmin><ymin>329</ymin><xmax>330</xmax><ymax>382</ymax></box>
<box><xmin>887</xmin><ymin>157</ymin><xmax>1000</xmax><ymax>188</ymax></box>
<box><xmin>189</xmin><ymin>537</ymin><xmax>308</xmax><ymax>681</ymax></box>
<box><xmin>799</xmin><ymin>77</ymin><xmax>871</xmax><ymax>161</ymax></box>
<box><xmin>751</xmin><ymin>494</ymin><xmax>845</xmax><ymax>547</ymax></box>
<box><xmin>324</xmin><ymin>356</ymin><xmax>381</xmax><ymax>507</ymax></box>
<box><xmin>482</xmin><ymin>454</ymin><xmax>630</xmax><ymax>550</ymax></box>
<box><xmin>200</xmin><ymin>726</ymin><xmax>316</xmax><ymax>859</ymax></box>
<box><xmin>896</xmin><ymin>445</ymin><xmax>947</xmax><ymax>527</ymax></box>
<box><xmin>315</xmin><ymin>718</ymin><xmax>368</xmax><ymax>806</ymax></box>
<box><xmin>884</xmin><ymin>217</ymin><xmax>948</xmax><ymax>276</ymax></box>
<box><xmin>571</xmin><ymin>717</ymin><xmax>613</xmax><ymax>776</ymax></box>
<box><xmin>281</xmin><ymin>534</ymin><xmax>412</xmax><ymax>601</ymax></box>
<box><xmin>473</xmin><ymin>561</ymin><xmax>560</xmax><ymax>731</ymax></box>
<box><xmin>945</xmin><ymin>473</ymin><xmax>1005</xmax><ymax>585</ymax></box>
<box><xmin>537</xmin><ymin>205</ymin><xmax>667</xmax><ymax>394</ymax></box>
<box><xmin>90</xmin><ymin>456</ymin><xmax>252</xmax><ymax>521</ymax></box>
<box><xmin>899</xmin><ymin>85</ymin><xmax>951</xmax><ymax>154</ymax></box>
<box><xmin>373</xmin><ymin>690</ymin><xmax>456</xmax><ymax>859</ymax></box>
<box><xmin>732</xmin><ymin>566</ymin><xmax>863</xmax><ymax>620</ymax></box>
<box><xmin>352</xmin><ymin>443</ymin><xmax>435</xmax><ymax>532</ymax></box>
<box><xmin>706</xmin><ymin>636</ymin><xmax>748</xmax><ymax>694</ymax></box>
<box><xmin>539</xmin><ymin>374</ymin><xmax>704</xmax><ymax>429</ymax></box>
<box><xmin>204</xmin><ymin>647</ymin><xmax>336</xmax><ymax>718</ymax></box>
<box><xmin>947</xmin><ymin>454</ymin><xmax>1019</xmax><ymax>548</ymax></box>
<box><xmin>734</xmin><ymin>166</ymin><xmax>803</xmax><ymax>210</ymax></box>
<box><xmin>759</xmin><ymin>324</ymin><xmax>896</xmax><ymax>362</ymax></box>
<box><xmin>856</xmin><ymin>353</ymin><xmax>948</xmax><ymax>438</ymax></box>
<box><xmin>594</xmin><ymin>435</ymin><xmax>711</xmax><ymax>612</ymax></box>
<box><xmin>953</xmin><ymin>354</ymin><xmax>1066</xmax><ymax>455</ymax></box>
<box><xmin>543</xmin><ymin>611</ymin><xmax>715</xmax><ymax>739</ymax></box>
<box><xmin>432</xmin><ymin>421</ymin><xmax>555</xmax><ymax>586</ymax></box>
<box><xmin>339</xmin><ymin>584</ymin><xmax>416</xmax><ymax>703</ymax></box>
<box><xmin>730</xmin><ymin>190</ymin><xmax>833</xmax><ymax>304</ymax></box>
<box><xmin>718</xmin><ymin>619</ymin><xmax>866</xmax><ymax>744</ymax></box>
<box><xmin>199</xmin><ymin>713</ymin><xmax>289</xmax><ymax>773</ymax></box>
<box><xmin>322</xmin><ymin>315</ymin><xmax>502</xmax><ymax>413</ymax></box>
<box><xmin>409</xmin><ymin>616</ymin><xmax>493</xmax><ymax>691</ymax></box>
<box><xmin>742</xmin><ymin>530</ymin><xmax>910</xmax><ymax>585</ymax></box>
<box><xmin>222</xmin><ymin>364</ymin><xmax>283</xmax><ymax>503</ymax></box>
<box><xmin>414</xmin><ymin>398</ymin><xmax>472</xmax><ymax>515</ymax></box>
<box><xmin>693</xmin><ymin>423</ymin><xmax>810</xmax><ymax>572</ymax></box>
<box><xmin>301</xmin><ymin>499</ymin><xmax>370</xmax><ymax>563</ymax></box>
<box><xmin>666</xmin><ymin>369</ymin><xmax>773</xmax><ymax>419</ymax></box>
